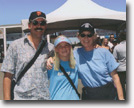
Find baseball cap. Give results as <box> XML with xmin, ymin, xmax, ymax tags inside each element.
<box><xmin>29</xmin><ymin>11</ymin><xmax>46</xmax><ymax>22</ymax></box>
<box><xmin>54</xmin><ymin>35</ymin><xmax>72</xmax><ymax>47</ymax></box>
<box><xmin>79</xmin><ymin>23</ymin><xmax>95</xmax><ymax>35</ymax></box>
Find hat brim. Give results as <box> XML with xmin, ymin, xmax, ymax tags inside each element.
<box><xmin>30</xmin><ymin>17</ymin><xmax>47</xmax><ymax>22</ymax></box>
<box><xmin>55</xmin><ymin>41</ymin><xmax>71</xmax><ymax>47</ymax></box>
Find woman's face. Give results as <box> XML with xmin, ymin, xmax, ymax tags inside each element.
<box><xmin>78</xmin><ymin>31</ymin><xmax>94</xmax><ymax>50</ymax></box>
<box><xmin>55</xmin><ymin>42</ymin><xmax>71</xmax><ymax>59</ymax></box>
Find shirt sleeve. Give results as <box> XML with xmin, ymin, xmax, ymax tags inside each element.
<box><xmin>74</xmin><ymin>65</ymin><xmax>78</xmax><ymax>89</ymax></box>
<box><xmin>105</xmin><ymin>49</ymin><xmax>119</xmax><ymax>73</ymax></box>
<box><xmin>113</xmin><ymin>46</ymin><xmax>118</xmax><ymax>60</ymax></box>
<box><xmin>47</xmin><ymin>70</ymin><xmax>51</xmax><ymax>79</ymax></box>
<box><xmin>0</xmin><ymin>43</ymin><xmax>17</xmax><ymax>74</ymax></box>
<box><xmin>46</xmin><ymin>43</ymin><xmax>54</xmax><ymax>58</ymax></box>
<box><xmin>47</xmin><ymin>66</ymin><xmax>54</xmax><ymax>79</ymax></box>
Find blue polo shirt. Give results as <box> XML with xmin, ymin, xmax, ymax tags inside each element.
<box><xmin>74</xmin><ymin>48</ymin><xmax>119</xmax><ymax>88</ymax></box>
<box><xmin>47</xmin><ymin>60</ymin><xmax>79</xmax><ymax>100</ymax></box>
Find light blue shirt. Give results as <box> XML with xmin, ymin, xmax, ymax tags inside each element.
<box><xmin>1</xmin><ymin>35</ymin><xmax>54</xmax><ymax>100</ymax></box>
<box><xmin>47</xmin><ymin>60</ymin><xmax>79</xmax><ymax>100</ymax></box>
<box><xmin>74</xmin><ymin>48</ymin><xmax>119</xmax><ymax>88</ymax></box>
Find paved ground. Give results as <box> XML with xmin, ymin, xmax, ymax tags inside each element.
<box><xmin>0</xmin><ymin>63</ymin><xmax>83</xmax><ymax>100</ymax></box>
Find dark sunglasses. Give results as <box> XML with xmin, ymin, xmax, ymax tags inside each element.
<box><xmin>32</xmin><ymin>20</ymin><xmax>46</xmax><ymax>26</ymax></box>
<box><xmin>80</xmin><ymin>33</ymin><xmax>93</xmax><ymax>38</ymax></box>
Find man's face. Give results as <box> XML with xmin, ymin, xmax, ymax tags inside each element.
<box><xmin>104</xmin><ymin>38</ymin><xmax>108</xmax><ymax>45</ymax></box>
<box><xmin>28</xmin><ymin>18</ymin><xmax>47</xmax><ymax>39</ymax></box>
<box><xmin>110</xmin><ymin>35</ymin><xmax>115</xmax><ymax>42</ymax></box>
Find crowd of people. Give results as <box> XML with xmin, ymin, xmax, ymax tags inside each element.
<box><xmin>0</xmin><ymin>11</ymin><xmax>126</xmax><ymax>100</ymax></box>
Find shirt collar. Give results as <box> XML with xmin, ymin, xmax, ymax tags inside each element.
<box><xmin>120</xmin><ymin>40</ymin><xmax>126</xmax><ymax>44</ymax></box>
<box><xmin>23</xmin><ymin>33</ymin><xmax>47</xmax><ymax>50</ymax></box>
<box><xmin>23</xmin><ymin>33</ymin><xmax>46</xmax><ymax>43</ymax></box>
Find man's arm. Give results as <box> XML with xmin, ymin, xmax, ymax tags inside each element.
<box><xmin>3</xmin><ymin>72</ymin><xmax>13</xmax><ymax>100</ymax></box>
<box><xmin>46</xmin><ymin>50</ymin><xmax>54</xmax><ymax>70</ymax></box>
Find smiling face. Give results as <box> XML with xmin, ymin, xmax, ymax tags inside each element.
<box><xmin>103</xmin><ymin>38</ymin><xmax>108</xmax><ymax>46</ymax></box>
<box><xmin>55</xmin><ymin>42</ymin><xmax>71</xmax><ymax>61</ymax></box>
<box><xmin>110</xmin><ymin>34</ymin><xmax>115</xmax><ymax>42</ymax></box>
<box><xmin>78</xmin><ymin>31</ymin><xmax>94</xmax><ymax>51</ymax></box>
<box><xmin>28</xmin><ymin>18</ymin><xmax>47</xmax><ymax>39</ymax></box>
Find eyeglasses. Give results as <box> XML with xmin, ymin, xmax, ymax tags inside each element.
<box><xmin>80</xmin><ymin>34</ymin><xmax>93</xmax><ymax>38</ymax></box>
<box><xmin>32</xmin><ymin>20</ymin><xmax>46</xmax><ymax>26</ymax></box>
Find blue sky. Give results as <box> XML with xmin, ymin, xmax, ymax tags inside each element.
<box><xmin>0</xmin><ymin>0</ymin><xmax>126</xmax><ymax>25</ymax></box>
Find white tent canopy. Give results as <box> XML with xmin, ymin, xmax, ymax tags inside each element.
<box><xmin>22</xmin><ymin>0</ymin><xmax>126</xmax><ymax>33</ymax></box>
<box><xmin>47</xmin><ymin>0</ymin><xmax>125</xmax><ymax>23</ymax></box>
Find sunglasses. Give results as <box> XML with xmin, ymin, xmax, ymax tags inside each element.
<box><xmin>80</xmin><ymin>33</ymin><xmax>93</xmax><ymax>38</ymax></box>
<box><xmin>32</xmin><ymin>20</ymin><xmax>46</xmax><ymax>26</ymax></box>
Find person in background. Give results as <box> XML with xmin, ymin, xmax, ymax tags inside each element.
<box><xmin>108</xmin><ymin>34</ymin><xmax>115</xmax><ymax>53</ymax></box>
<box><xmin>47</xmin><ymin>23</ymin><xmax>124</xmax><ymax>100</ymax></box>
<box><xmin>47</xmin><ymin>35</ymin><xmax>79</xmax><ymax>100</ymax></box>
<box><xmin>113</xmin><ymin>31</ymin><xmax>126</xmax><ymax>99</ymax></box>
<box><xmin>0</xmin><ymin>11</ymin><xmax>54</xmax><ymax>100</ymax></box>
<box><xmin>112</xmin><ymin>39</ymin><xmax>118</xmax><ymax>52</ymax></box>
<box><xmin>108</xmin><ymin>34</ymin><xmax>115</xmax><ymax>50</ymax></box>
<box><xmin>96</xmin><ymin>36</ymin><xmax>102</xmax><ymax>46</ymax></box>
<box><xmin>101</xmin><ymin>38</ymin><xmax>112</xmax><ymax>52</ymax></box>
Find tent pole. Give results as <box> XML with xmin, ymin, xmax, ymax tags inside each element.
<box><xmin>3</xmin><ymin>28</ymin><xmax>7</xmax><ymax>56</ymax></box>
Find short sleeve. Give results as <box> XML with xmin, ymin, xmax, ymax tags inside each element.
<box><xmin>47</xmin><ymin>66</ymin><xmax>54</xmax><ymax>79</ymax></box>
<box><xmin>113</xmin><ymin>46</ymin><xmax>118</xmax><ymax>60</ymax></box>
<box><xmin>46</xmin><ymin>43</ymin><xmax>54</xmax><ymax>58</ymax></box>
<box><xmin>47</xmin><ymin>70</ymin><xmax>51</xmax><ymax>79</ymax></box>
<box><xmin>48</xmin><ymin>43</ymin><xmax>54</xmax><ymax>52</ymax></box>
<box><xmin>0</xmin><ymin>43</ymin><xmax>17</xmax><ymax>74</ymax></box>
<box><xmin>105</xmin><ymin>49</ymin><xmax>119</xmax><ymax>73</ymax></box>
<box><xmin>74</xmin><ymin>65</ymin><xmax>79</xmax><ymax>88</ymax></box>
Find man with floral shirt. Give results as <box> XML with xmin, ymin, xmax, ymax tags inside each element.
<box><xmin>1</xmin><ymin>11</ymin><xmax>54</xmax><ymax>100</ymax></box>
